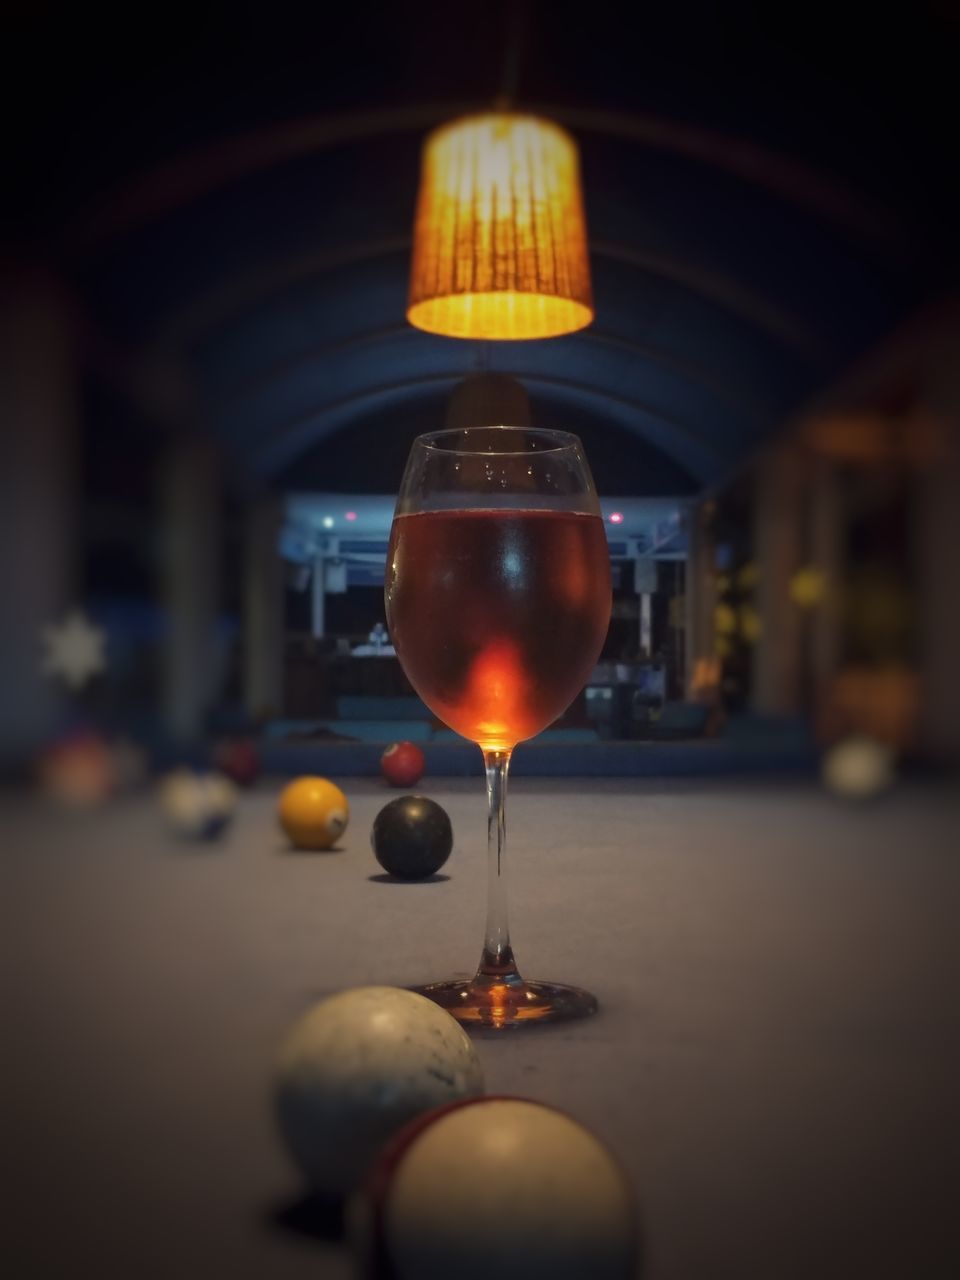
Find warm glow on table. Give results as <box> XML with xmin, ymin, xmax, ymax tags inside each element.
<box><xmin>407</xmin><ymin>113</ymin><xmax>594</xmax><ymax>340</ymax></box>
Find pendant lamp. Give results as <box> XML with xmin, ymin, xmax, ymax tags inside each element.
<box><xmin>407</xmin><ymin>113</ymin><xmax>593</xmax><ymax>341</ymax></box>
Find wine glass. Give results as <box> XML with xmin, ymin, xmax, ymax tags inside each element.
<box><xmin>385</xmin><ymin>426</ymin><xmax>611</xmax><ymax>1028</ymax></box>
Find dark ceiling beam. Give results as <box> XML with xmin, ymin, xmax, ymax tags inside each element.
<box><xmin>150</xmin><ymin>237</ymin><xmax>411</xmax><ymax>353</ymax></box>
<box><xmin>698</xmin><ymin>298</ymin><xmax>960</xmax><ymax>500</ymax></box>
<box><xmin>62</xmin><ymin>107</ymin><xmax>466</xmax><ymax>252</ymax></box>
<box><xmin>149</xmin><ymin>239</ymin><xmax>817</xmax><ymax>359</ymax></box>
<box><xmin>593</xmin><ymin>242</ymin><xmax>823</xmax><ymax>358</ymax></box>
<box><xmin>61</xmin><ymin>104</ymin><xmax>897</xmax><ymax>252</ymax></box>
<box><xmin>550</xmin><ymin>107</ymin><xmax>901</xmax><ymax>250</ymax></box>
<box><xmin>214</xmin><ymin>322</ymin><xmax>770</xmax><ymax>423</ymax></box>
<box><xmin>249</xmin><ymin>372</ymin><xmax>726</xmax><ymax>480</ymax></box>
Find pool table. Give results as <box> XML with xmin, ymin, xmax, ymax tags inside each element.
<box><xmin>2</xmin><ymin>776</ymin><xmax>957</xmax><ymax>1278</ymax></box>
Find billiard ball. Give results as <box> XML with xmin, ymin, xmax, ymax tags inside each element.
<box><xmin>274</xmin><ymin>986</ymin><xmax>484</xmax><ymax>1198</ymax></box>
<box><xmin>371</xmin><ymin>796</ymin><xmax>453</xmax><ymax>879</ymax></box>
<box><xmin>822</xmin><ymin>735</ymin><xmax>894</xmax><ymax>800</ymax></box>
<box><xmin>213</xmin><ymin>737</ymin><xmax>261</xmax><ymax>787</ymax></box>
<box><xmin>380</xmin><ymin>741</ymin><xmax>425</xmax><ymax>788</ymax></box>
<box><xmin>159</xmin><ymin>768</ymin><xmax>237</xmax><ymax>840</ymax></box>
<box><xmin>37</xmin><ymin>730</ymin><xmax>117</xmax><ymax>808</ymax></box>
<box><xmin>278</xmin><ymin>776</ymin><xmax>349</xmax><ymax>849</ymax></box>
<box><xmin>353</xmin><ymin>1096</ymin><xmax>638</xmax><ymax>1279</ymax></box>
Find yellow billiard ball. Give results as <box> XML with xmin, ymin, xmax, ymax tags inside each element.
<box><xmin>278</xmin><ymin>776</ymin><xmax>349</xmax><ymax>849</ymax></box>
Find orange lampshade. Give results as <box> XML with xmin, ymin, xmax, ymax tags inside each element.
<box><xmin>407</xmin><ymin>113</ymin><xmax>594</xmax><ymax>341</ymax></box>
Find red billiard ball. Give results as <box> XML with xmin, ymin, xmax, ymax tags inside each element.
<box><xmin>380</xmin><ymin>741</ymin><xmax>425</xmax><ymax>788</ymax></box>
<box><xmin>213</xmin><ymin>737</ymin><xmax>261</xmax><ymax>787</ymax></box>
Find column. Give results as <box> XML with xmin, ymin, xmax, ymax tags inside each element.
<box><xmin>243</xmin><ymin>493</ymin><xmax>284</xmax><ymax>722</ymax></box>
<box><xmin>311</xmin><ymin>555</ymin><xmax>325</xmax><ymax>639</ymax></box>
<box><xmin>0</xmin><ymin>264</ymin><xmax>78</xmax><ymax>765</ymax></box>
<box><xmin>684</xmin><ymin>502</ymin><xmax>718</xmax><ymax>701</ymax></box>
<box><xmin>808</xmin><ymin>456</ymin><xmax>844</xmax><ymax>698</ymax></box>
<box><xmin>639</xmin><ymin>592</ymin><xmax>652</xmax><ymax>657</ymax></box>
<box><xmin>159</xmin><ymin>437</ymin><xmax>221</xmax><ymax>741</ymax></box>
<box><xmin>752</xmin><ymin>445</ymin><xmax>804</xmax><ymax>715</ymax></box>
<box><xmin>916</xmin><ymin>381</ymin><xmax>960</xmax><ymax>763</ymax></box>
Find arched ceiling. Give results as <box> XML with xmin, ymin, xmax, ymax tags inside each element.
<box><xmin>12</xmin><ymin>2</ymin><xmax>956</xmax><ymax>496</ymax></box>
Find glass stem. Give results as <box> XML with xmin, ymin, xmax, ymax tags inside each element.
<box><xmin>476</xmin><ymin>748</ymin><xmax>522</xmax><ymax>987</ymax></box>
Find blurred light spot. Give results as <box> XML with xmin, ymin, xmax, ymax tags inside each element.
<box><xmin>322</xmin><ymin>516</ymin><xmax>335</xmax><ymax>529</ymax></box>
<box><xmin>466</xmin><ymin>639</ymin><xmax>530</xmax><ymax>748</ymax></box>
<box><xmin>609</xmin><ymin>511</ymin><xmax>624</xmax><ymax>524</ymax></box>
<box><xmin>345</xmin><ymin>511</ymin><xmax>358</xmax><ymax>522</ymax></box>
<box><xmin>690</xmin><ymin>657</ymin><xmax>721</xmax><ymax>696</ymax></box>
<box><xmin>739</xmin><ymin>606</ymin><xmax>762</xmax><ymax>643</ymax></box>
<box><xmin>714</xmin><ymin>603</ymin><xmax>737</xmax><ymax>635</ymax></box>
<box><xmin>790</xmin><ymin>565</ymin><xmax>827</xmax><ymax>608</ymax></box>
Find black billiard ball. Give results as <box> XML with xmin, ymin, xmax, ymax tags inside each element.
<box><xmin>371</xmin><ymin>796</ymin><xmax>453</xmax><ymax>879</ymax></box>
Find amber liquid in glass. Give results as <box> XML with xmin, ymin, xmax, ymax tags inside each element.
<box><xmin>386</xmin><ymin>509</ymin><xmax>611</xmax><ymax>750</ymax></box>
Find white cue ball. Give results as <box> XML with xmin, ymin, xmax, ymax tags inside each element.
<box><xmin>357</xmin><ymin>1097</ymin><xmax>638</xmax><ymax>1280</ymax></box>
<box><xmin>158</xmin><ymin>768</ymin><xmax>237</xmax><ymax>839</ymax></box>
<box><xmin>822</xmin><ymin>735</ymin><xmax>895</xmax><ymax>800</ymax></box>
<box><xmin>274</xmin><ymin>986</ymin><xmax>485</xmax><ymax>1198</ymax></box>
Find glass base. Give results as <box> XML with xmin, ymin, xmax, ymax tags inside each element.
<box><xmin>410</xmin><ymin>976</ymin><xmax>599</xmax><ymax>1030</ymax></box>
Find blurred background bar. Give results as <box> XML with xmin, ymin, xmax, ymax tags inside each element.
<box><xmin>2</xmin><ymin>4</ymin><xmax>958</xmax><ymax>777</ymax></box>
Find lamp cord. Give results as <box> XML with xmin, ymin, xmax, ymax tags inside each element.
<box><xmin>496</xmin><ymin>0</ymin><xmax>532</xmax><ymax>110</ymax></box>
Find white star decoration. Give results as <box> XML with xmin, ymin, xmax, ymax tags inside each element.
<box><xmin>40</xmin><ymin>610</ymin><xmax>108</xmax><ymax>691</ymax></box>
